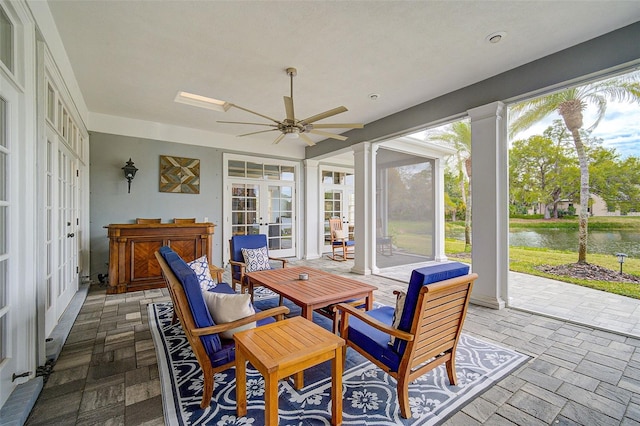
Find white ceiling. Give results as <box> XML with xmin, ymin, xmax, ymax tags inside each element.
<box><xmin>46</xmin><ymin>1</ymin><xmax>640</xmax><ymax>147</ymax></box>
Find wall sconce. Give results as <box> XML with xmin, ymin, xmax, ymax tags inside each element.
<box><xmin>616</xmin><ymin>252</ymin><xmax>628</xmax><ymax>274</ymax></box>
<box><xmin>122</xmin><ymin>158</ymin><xmax>138</xmax><ymax>193</ymax></box>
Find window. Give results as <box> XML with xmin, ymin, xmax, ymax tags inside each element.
<box><xmin>46</xmin><ymin>83</ymin><xmax>55</xmax><ymax>123</ymax></box>
<box><xmin>0</xmin><ymin>7</ymin><xmax>12</xmax><ymax>72</ymax></box>
<box><xmin>322</xmin><ymin>170</ymin><xmax>353</xmax><ymax>185</ymax></box>
<box><xmin>228</xmin><ymin>160</ymin><xmax>295</xmax><ymax>181</ymax></box>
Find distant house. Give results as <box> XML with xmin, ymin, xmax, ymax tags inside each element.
<box><xmin>528</xmin><ymin>194</ymin><xmax>626</xmax><ymax>217</ymax></box>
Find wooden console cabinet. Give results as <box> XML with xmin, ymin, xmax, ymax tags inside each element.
<box><xmin>105</xmin><ymin>222</ymin><xmax>215</xmax><ymax>294</ymax></box>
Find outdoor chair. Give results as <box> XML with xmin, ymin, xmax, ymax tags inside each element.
<box><xmin>334</xmin><ymin>262</ymin><xmax>477</xmax><ymax>418</ymax></box>
<box><xmin>155</xmin><ymin>247</ymin><xmax>289</xmax><ymax>409</ymax></box>
<box><xmin>229</xmin><ymin>234</ymin><xmax>288</xmax><ymax>295</ymax></box>
<box><xmin>173</xmin><ymin>218</ymin><xmax>196</xmax><ymax>223</ymax></box>
<box><xmin>329</xmin><ymin>217</ymin><xmax>355</xmax><ymax>261</ymax></box>
<box><xmin>376</xmin><ymin>218</ymin><xmax>393</xmax><ymax>256</ymax></box>
<box><xmin>136</xmin><ymin>218</ymin><xmax>161</xmax><ymax>224</ymax></box>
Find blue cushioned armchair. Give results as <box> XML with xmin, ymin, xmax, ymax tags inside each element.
<box><xmin>155</xmin><ymin>246</ymin><xmax>289</xmax><ymax>409</ymax></box>
<box><xmin>334</xmin><ymin>262</ymin><xmax>477</xmax><ymax>418</ymax></box>
<box><xmin>229</xmin><ymin>234</ymin><xmax>287</xmax><ymax>294</ymax></box>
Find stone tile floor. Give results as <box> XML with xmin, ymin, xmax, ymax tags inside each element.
<box><xmin>25</xmin><ymin>258</ymin><xmax>640</xmax><ymax>425</ymax></box>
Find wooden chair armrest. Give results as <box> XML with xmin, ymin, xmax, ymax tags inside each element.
<box><xmin>228</xmin><ymin>259</ymin><xmax>245</xmax><ymax>268</ymax></box>
<box><xmin>334</xmin><ymin>303</ymin><xmax>414</xmax><ymax>342</ymax></box>
<box><xmin>228</xmin><ymin>259</ymin><xmax>246</xmax><ymax>275</ymax></box>
<box><xmin>254</xmin><ymin>305</ymin><xmax>289</xmax><ymax>322</ymax></box>
<box><xmin>268</xmin><ymin>256</ymin><xmax>288</xmax><ymax>267</ymax></box>
<box><xmin>191</xmin><ymin>305</ymin><xmax>290</xmax><ymax>337</ymax></box>
<box><xmin>208</xmin><ymin>263</ymin><xmax>225</xmax><ymax>283</ymax></box>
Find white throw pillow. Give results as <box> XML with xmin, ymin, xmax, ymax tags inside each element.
<box><xmin>241</xmin><ymin>246</ymin><xmax>272</xmax><ymax>273</ymax></box>
<box><xmin>202</xmin><ymin>292</ymin><xmax>256</xmax><ymax>339</ymax></box>
<box><xmin>187</xmin><ymin>255</ymin><xmax>217</xmax><ymax>291</ymax></box>
<box><xmin>333</xmin><ymin>229</ymin><xmax>345</xmax><ymax>240</ymax></box>
<box><xmin>389</xmin><ymin>290</ymin><xmax>407</xmax><ymax>346</ymax></box>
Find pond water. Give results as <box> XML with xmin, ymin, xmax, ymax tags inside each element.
<box><xmin>446</xmin><ymin>228</ymin><xmax>640</xmax><ymax>258</ymax></box>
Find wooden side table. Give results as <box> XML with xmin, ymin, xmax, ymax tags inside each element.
<box><xmin>234</xmin><ymin>316</ymin><xmax>345</xmax><ymax>425</ymax></box>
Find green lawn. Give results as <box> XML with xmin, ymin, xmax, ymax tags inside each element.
<box><xmin>445</xmin><ymin>239</ymin><xmax>640</xmax><ymax>299</ymax></box>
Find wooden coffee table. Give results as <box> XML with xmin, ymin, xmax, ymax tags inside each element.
<box><xmin>234</xmin><ymin>316</ymin><xmax>345</xmax><ymax>425</ymax></box>
<box><xmin>246</xmin><ymin>266</ymin><xmax>377</xmax><ymax>321</ymax></box>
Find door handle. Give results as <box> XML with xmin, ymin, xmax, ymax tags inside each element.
<box><xmin>67</xmin><ymin>233</ymin><xmax>75</xmax><ymax>238</ymax></box>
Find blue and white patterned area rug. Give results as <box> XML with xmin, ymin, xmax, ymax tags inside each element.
<box><xmin>252</xmin><ymin>286</ymin><xmax>280</xmax><ymax>301</ymax></box>
<box><xmin>149</xmin><ymin>301</ymin><xmax>528</xmax><ymax>426</ymax></box>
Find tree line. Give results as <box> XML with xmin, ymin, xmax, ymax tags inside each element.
<box><xmin>510</xmin><ymin>120</ymin><xmax>640</xmax><ymax>218</ymax></box>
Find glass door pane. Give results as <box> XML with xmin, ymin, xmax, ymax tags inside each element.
<box><xmin>324</xmin><ymin>190</ymin><xmax>342</xmax><ymax>245</ymax></box>
<box><xmin>231</xmin><ymin>183</ymin><xmax>260</xmax><ymax>236</ymax></box>
<box><xmin>0</xmin><ymin>7</ymin><xmax>13</xmax><ymax>72</ymax></box>
<box><xmin>267</xmin><ymin>185</ymin><xmax>293</xmax><ymax>251</ymax></box>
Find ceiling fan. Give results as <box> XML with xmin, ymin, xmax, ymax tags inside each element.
<box><xmin>218</xmin><ymin>67</ymin><xmax>364</xmax><ymax>146</ymax></box>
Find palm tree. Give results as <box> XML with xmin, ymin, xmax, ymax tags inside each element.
<box><xmin>430</xmin><ymin>121</ymin><xmax>472</xmax><ymax>248</ymax></box>
<box><xmin>510</xmin><ymin>73</ymin><xmax>640</xmax><ymax>263</ymax></box>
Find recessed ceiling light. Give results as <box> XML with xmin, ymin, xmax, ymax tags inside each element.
<box><xmin>485</xmin><ymin>31</ymin><xmax>507</xmax><ymax>44</ymax></box>
<box><xmin>174</xmin><ymin>91</ymin><xmax>231</xmax><ymax>112</ymax></box>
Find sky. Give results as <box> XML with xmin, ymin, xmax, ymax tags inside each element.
<box><xmin>418</xmin><ymin>71</ymin><xmax>640</xmax><ymax>159</ymax></box>
<box><xmin>512</xmin><ymin>100</ymin><xmax>640</xmax><ymax>159</ymax></box>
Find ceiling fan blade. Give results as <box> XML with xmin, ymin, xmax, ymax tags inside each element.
<box><xmin>272</xmin><ymin>134</ymin><xmax>285</xmax><ymax>145</ymax></box>
<box><xmin>218</xmin><ymin>120</ymin><xmax>278</xmax><ymax>127</ymax></box>
<box><xmin>229</xmin><ymin>103</ymin><xmax>281</xmax><ymax>124</ymax></box>
<box><xmin>309</xmin><ymin>129</ymin><xmax>348</xmax><ymax>141</ymax></box>
<box><xmin>284</xmin><ymin>96</ymin><xmax>295</xmax><ymax>121</ymax></box>
<box><xmin>311</xmin><ymin>123</ymin><xmax>364</xmax><ymax>129</ymax></box>
<box><xmin>300</xmin><ymin>133</ymin><xmax>316</xmax><ymax>146</ymax></box>
<box><xmin>301</xmin><ymin>106</ymin><xmax>348</xmax><ymax>124</ymax></box>
<box><xmin>237</xmin><ymin>129</ymin><xmax>279</xmax><ymax>137</ymax></box>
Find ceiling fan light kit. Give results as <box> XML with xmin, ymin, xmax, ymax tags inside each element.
<box><xmin>217</xmin><ymin>67</ymin><xmax>364</xmax><ymax>146</ymax></box>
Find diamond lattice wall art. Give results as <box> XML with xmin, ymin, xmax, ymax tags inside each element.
<box><xmin>159</xmin><ymin>155</ymin><xmax>200</xmax><ymax>194</ymax></box>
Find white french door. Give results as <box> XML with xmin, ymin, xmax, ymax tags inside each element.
<box><xmin>321</xmin><ymin>168</ymin><xmax>355</xmax><ymax>253</ymax></box>
<box><xmin>43</xmin><ymin>130</ymin><xmax>78</xmax><ymax>336</ymax></box>
<box><xmin>230</xmin><ymin>181</ymin><xmax>295</xmax><ymax>257</ymax></box>
<box><xmin>54</xmin><ymin>142</ymin><xmax>78</xmax><ymax>329</ymax></box>
<box><xmin>43</xmin><ymin>129</ymin><xmax>56</xmax><ymax>335</ymax></box>
<box><xmin>323</xmin><ymin>188</ymin><xmax>355</xmax><ymax>252</ymax></box>
<box><xmin>0</xmin><ymin>65</ymin><xmax>20</xmax><ymax>408</ymax></box>
<box><xmin>225</xmin><ymin>155</ymin><xmax>299</xmax><ymax>260</ymax></box>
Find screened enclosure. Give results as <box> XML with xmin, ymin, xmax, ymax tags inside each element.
<box><xmin>376</xmin><ymin>148</ymin><xmax>435</xmax><ymax>269</ymax></box>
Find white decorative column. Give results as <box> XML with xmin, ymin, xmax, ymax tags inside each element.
<box><xmin>303</xmin><ymin>159</ymin><xmax>321</xmax><ymax>259</ymax></box>
<box><xmin>433</xmin><ymin>157</ymin><xmax>448</xmax><ymax>262</ymax></box>
<box><xmin>468</xmin><ymin>101</ymin><xmax>508</xmax><ymax>309</ymax></box>
<box><xmin>352</xmin><ymin>142</ymin><xmax>373</xmax><ymax>275</ymax></box>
